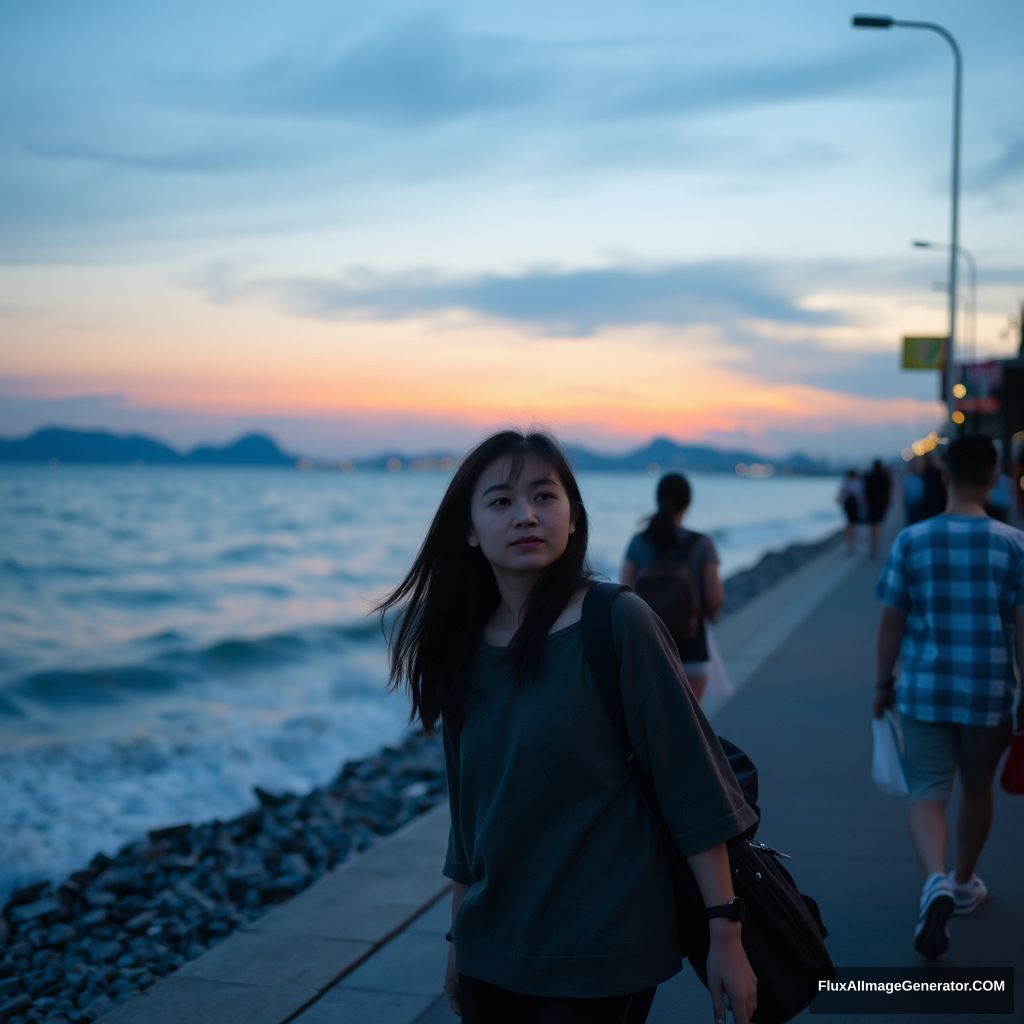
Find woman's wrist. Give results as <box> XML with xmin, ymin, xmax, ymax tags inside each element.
<box><xmin>708</xmin><ymin>918</ymin><xmax>743</xmax><ymax>942</ymax></box>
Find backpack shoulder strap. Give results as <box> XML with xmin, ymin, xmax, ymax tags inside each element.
<box><xmin>581</xmin><ymin>582</ymin><xmax>632</xmax><ymax>755</ymax></box>
<box><xmin>582</xmin><ymin>580</ymin><xmax>762</xmax><ymax>833</ymax></box>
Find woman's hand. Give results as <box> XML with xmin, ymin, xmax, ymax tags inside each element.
<box><xmin>705</xmin><ymin>921</ymin><xmax>756</xmax><ymax>1024</ymax></box>
<box><xmin>444</xmin><ymin>944</ymin><xmax>461</xmax><ymax>1016</ymax></box>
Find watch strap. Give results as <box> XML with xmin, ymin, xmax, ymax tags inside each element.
<box><xmin>706</xmin><ymin>898</ymin><xmax>745</xmax><ymax>922</ymax></box>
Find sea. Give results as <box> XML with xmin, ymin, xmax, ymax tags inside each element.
<box><xmin>0</xmin><ymin>465</ymin><xmax>842</xmax><ymax>899</ymax></box>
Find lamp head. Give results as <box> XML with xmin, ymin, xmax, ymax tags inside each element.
<box><xmin>852</xmin><ymin>15</ymin><xmax>894</xmax><ymax>28</ymax></box>
<box><xmin>912</xmin><ymin>240</ymin><xmax>933</xmax><ymax>249</ymax></box>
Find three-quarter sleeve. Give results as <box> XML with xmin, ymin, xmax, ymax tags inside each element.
<box><xmin>441</xmin><ymin>719</ymin><xmax>474</xmax><ymax>885</ymax></box>
<box><xmin>612</xmin><ymin>593</ymin><xmax>757</xmax><ymax>857</ymax></box>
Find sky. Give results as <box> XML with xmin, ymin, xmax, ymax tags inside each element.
<box><xmin>1</xmin><ymin>0</ymin><xmax>1022</xmax><ymax>462</ymax></box>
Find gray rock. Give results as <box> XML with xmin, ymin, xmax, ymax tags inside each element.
<box><xmin>0</xmin><ymin>977</ymin><xmax>21</xmax><ymax>999</ymax></box>
<box><xmin>8</xmin><ymin>902</ymin><xmax>64</xmax><ymax>928</ymax></box>
<box><xmin>85</xmin><ymin>942</ymin><xmax>121</xmax><ymax>965</ymax></box>
<box><xmin>146</xmin><ymin>823</ymin><xmax>193</xmax><ymax>844</ymax></box>
<box><xmin>0</xmin><ymin>994</ymin><xmax>33</xmax><ymax>1018</ymax></box>
<box><xmin>75</xmin><ymin>910</ymin><xmax>106</xmax><ymax>932</ymax></box>
<box><xmin>124</xmin><ymin>911</ymin><xmax>156</xmax><ymax>934</ymax></box>
<box><xmin>81</xmin><ymin>894</ymin><xmax>113</xmax><ymax>912</ymax></box>
<box><xmin>44</xmin><ymin>927</ymin><xmax>75</xmax><ymax>950</ymax></box>
<box><xmin>7</xmin><ymin>883</ymin><xmax>50</xmax><ymax>907</ymax></box>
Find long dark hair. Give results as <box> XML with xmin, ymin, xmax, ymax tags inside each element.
<box><xmin>642</xmin><ymin>472</ymin><xmax>691</xmax><ymax>552</ymax></box>
<box><xmin>376</xmin><ymin>430</ymin><xmax>593</xmax><ymax>734</ymax></box>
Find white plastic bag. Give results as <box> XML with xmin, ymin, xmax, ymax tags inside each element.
<box><xmin>871</xmin><ymin>710</ymin><xmax>909</xmax><ymax>796</ymax></box>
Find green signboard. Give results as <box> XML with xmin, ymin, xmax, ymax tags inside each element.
<box><xmin>902</xmin><ymin>336</ymin><xmax>947</xmax><ymax>370</ymax></box>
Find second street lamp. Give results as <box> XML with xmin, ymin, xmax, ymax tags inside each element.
<box><xmin>913</xmin><ymin>239</ymin><xmax>977</xmax><ymax>368</ymax></box>
<box><xmin>852</xmin><ymin>14</ymin><xmax>963</xmax><ymax>427</ymax></box>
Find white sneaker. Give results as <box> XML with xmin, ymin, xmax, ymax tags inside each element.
<box><xmin>947</xmin><ymin>872</ymin><xmax>988</xmax><ymax>915</ymax></box>
<box><xmin>914</xmin><ymin>872</ymin><xmax>954</xmax><ymax>958</ymax></box>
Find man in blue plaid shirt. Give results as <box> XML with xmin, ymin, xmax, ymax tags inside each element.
<box><xmin>875</xmin><ymin>434</ymin><xmax>1023</xmax><ymax>960</ymax></box>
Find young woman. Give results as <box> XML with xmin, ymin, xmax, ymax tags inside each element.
<box><xmin>378</xmin><ymin>431</ymin><xmax>757</xmax><ymax>1024</ymax></box>
<box><xmin>620</xmin><ymin>473</ymin><xmax>725</xmax><ymax>702</ymax></box>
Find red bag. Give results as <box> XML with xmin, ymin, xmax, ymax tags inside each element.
<box><xmin>1000</xmin><ymin>733</ymin><xmax>1024</xmax><ymax>795</ymax></box>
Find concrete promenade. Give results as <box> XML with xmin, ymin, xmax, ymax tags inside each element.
<box><xmin>106</xmin><ymin>534</ymin><xmax>1023</xmax><ymax>1023</ymax></box>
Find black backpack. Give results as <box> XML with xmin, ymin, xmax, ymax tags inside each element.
<box><xmin>632</xmin><ymin>532</ymin><xmax>702</xmax><ymax>649</ymax></box>
<box><xmin>582</xmin><ymin>583</ymin><xmax>835</xmax><ymax>1024</ymax></box>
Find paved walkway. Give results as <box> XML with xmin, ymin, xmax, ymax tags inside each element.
<box><xmin>106</xmin><ymin>533</ymin><xmax>1024</xmax><ymax>1023</ymax></box>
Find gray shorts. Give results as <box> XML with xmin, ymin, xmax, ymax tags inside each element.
<box><xmin>899</xmin><ymin>714</ymin><xmax>1012</xmax><ymax>802</ymax></box>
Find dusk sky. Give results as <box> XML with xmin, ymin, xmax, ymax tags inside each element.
<box><xmin>1</xmin><ymin>0</ymin><xmax>1022</xmax><ymax>461</ymax></box>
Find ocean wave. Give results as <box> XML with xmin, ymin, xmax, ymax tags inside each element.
<box><xmin>66</xmin><ymin>587</ymin><xmax>183</xmax><ymax>608</ymax></box>
<box><xmin>6</xmin><ymin>618</ymin><xmax>386</xmax><ymax>716</ymax></box>
<box><xmin>218</xmin><ymin>541</ymin><xmax>296</xmax><ymax>563</ymax></box>
<box><xmin>0</xmin><ymin>692</ymin><xmax>26</xmax><ymax>718</ymax></box>
<box><xmin>13</xmin><ymin>665</ymin><xmax>185</xmax><ymax>708</ymax></box>
<box><xmin>0</xmin><ymin>690</ymin><xmax>410</xmax><ymax>902</ymax></box>
<box><xmin>2</xmin><ymin>557</ymin><xmax>112</xmax><ymax>579</ymax></box>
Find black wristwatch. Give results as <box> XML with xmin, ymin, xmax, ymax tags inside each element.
<box><xmin>706</xmin><ymin>897</ymin><xmax>745</xmax><ymax>923</ymax></box>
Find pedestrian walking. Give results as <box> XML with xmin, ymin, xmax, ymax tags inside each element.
<box><xmin>863</xmin><ymin>459</ymin><xmax>892</xmax><ymax>558</ymax></box>
<box><xmin>377</xmin><ymin>431</ymin><xmax>757</xmax><ymax>1024</ymax></box>
<box><xmin>874</xmin><ymin>434</ymin><xmax>1024</xmax><ymax>960</ymax></box>
<box><xmin>902</xmin><ymin>458</ymin><xmax>926</xmax><ymax>525</ymax></box>
<box><xmin>620</xmin><ymin>473</ymin><xmax>725</xmax><ymax>703</ymax></box>
<box><xmin>837</xmin><ymin>470</ymin><xmax>864</xmax><ymax>554</ymax></box>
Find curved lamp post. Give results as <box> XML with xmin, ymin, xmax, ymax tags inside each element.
<box><xmin>851</xmin><ymin>14</ymin><xmax>962</xmax><ymax>426</ymax></box>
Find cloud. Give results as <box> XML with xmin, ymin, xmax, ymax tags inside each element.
<box><xmin>181</xmin><ymin>259</ymin><xmax>844</xmax><ymax>337</ymax></box>
<box><xmin>594</xmin><ymin>48</ymin><xmax>917</xmax><ymax>122</ymax></box>
<box><xmin>161</xmin><ymin>13</ymin><xmax>559</xmax><ymax>128</ymax></box>
<box><xmin>22</xmin><ymin>137</ymin><xmax>278</xmax><ymax>176</ymax></box>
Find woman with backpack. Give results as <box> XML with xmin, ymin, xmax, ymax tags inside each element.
<box><xmin>377</xmin><ymin>430</ymin><xmax>757</xmax><ymax>1024</ymax></box>
<box><xmin>621</xmin><ymin>473</ymin><xmax>724</xmax><ymax>702</ymax></box>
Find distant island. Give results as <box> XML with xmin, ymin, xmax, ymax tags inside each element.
<box><xmin>0</xmin><ymin>426</ymin><xmax>837</xmax><ymax>475</ymax></box>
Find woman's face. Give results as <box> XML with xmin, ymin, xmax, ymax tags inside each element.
<box><xmin>467</xmin><ymin>453</ymin><xmax>576</xmax><ymax>578</ymax></box>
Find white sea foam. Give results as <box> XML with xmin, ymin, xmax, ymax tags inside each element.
<box><xmin>0</xmin><ymin>655</ymin><xmax>410</xmax><ymax>899</ymax></box>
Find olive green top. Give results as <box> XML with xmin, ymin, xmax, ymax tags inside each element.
<box><xmin>443</xmin><ymin>591</ymin><xmax>757</xmax><ymax>997</ymax></box>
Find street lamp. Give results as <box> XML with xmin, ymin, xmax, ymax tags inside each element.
<box><xmin>913</xmin><ymin>239</ymin><xmax>977</xmax><ymax>367</ymax></box>
<box><xmin>851</xmin><ymin>14</ymin><xmax>963</xmax><ymax>426</ymax></box>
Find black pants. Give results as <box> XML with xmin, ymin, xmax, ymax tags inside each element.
<box><xmin>458</xmin><ymin>974</ymin><xmax>657</xmax><ymax>1024</ymax></box>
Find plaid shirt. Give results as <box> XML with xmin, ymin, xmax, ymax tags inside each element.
<box><xmin>876</xmin><ymin>514</ymin><xmax>1024</xmax><ymax>726</ymax></box>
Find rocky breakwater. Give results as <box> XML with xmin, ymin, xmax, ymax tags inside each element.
<box><xmin>0</xmin><ymin>733</ymin><xmax>445</xmax><ymax>1023</ymax></box>
<box><xmin>0</xmin><ymin>529</ymin><xmax>840</xmax><ymax>1023</ymax></box>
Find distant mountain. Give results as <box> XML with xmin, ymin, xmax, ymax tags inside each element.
<box><xmin>0</xmin><ymin>428</ymin><xmax>183</xmax><ymax>464</ymax></box>
<box><xmin>0</xmin><ymin>428</ymin><xmax>298</xmax><ymax>466</ymax></box>
<box><xmin>565</xmin><ymin>436</ymin><xmax>774</xmax><ymax>474</ymax></box>
<box><xmin>188</xmin><ymin>433</ymin><xmax>295</xmax><ymax>466</ymax></box>
<box><xmin>0</xmin><ymin>426</ymin><xmax>834</xmax><ymax>474</ymax></box>
<box><xmin>355</xmin><ymin>436</ymin><xmax>834</xmax><ymax>475</ymax></box>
